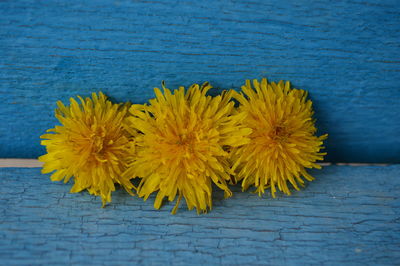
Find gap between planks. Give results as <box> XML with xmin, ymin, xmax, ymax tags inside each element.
<box><xmin>0</xmin><ymin>159</ymin><xmax>390</xmax><ymax>168</ymax></box>
<box><xmin>0</xmin><ymin>159</ymin><xmax>43</xmax><ymax>168</ymax></box>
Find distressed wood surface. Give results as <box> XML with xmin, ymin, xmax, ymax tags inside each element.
<box><xmin>0</xmin><ymin>0</ymin><xmax>399</xmax><ymax>162</ymax></box>
<box><xmin>0</xmin><ymin>165</ymin><xmax>399</xmax><ymax>265</ymax></box>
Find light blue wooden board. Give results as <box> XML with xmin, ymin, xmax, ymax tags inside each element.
<box><xmin>0</xmin><ymin>0</ymin><xmax>399</xmax><ymax>162</ymax></box>
<box><xmin>0</xmin><ymin>165</ymin><xmax>399</xmax><ymax>265</ymax></box>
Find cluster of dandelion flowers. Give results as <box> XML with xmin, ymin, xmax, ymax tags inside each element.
<box><xmin>39</xmin><ymin>92</ymin><xmax>135</xmax><ymax>206</ymax></box>
<box><xmin>123</xmin><ymin>82</ymin><xmax>251</xmax><ymax>214</ymax></box>
<box><xmin>230</xmin><ymin>78</ymin><xmax>327</xmax><ymax>197</ymax></box>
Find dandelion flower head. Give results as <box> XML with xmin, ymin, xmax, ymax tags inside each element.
<box><xmin>124</xmin><ymin>82</ymin><xmax>251</xmax><ymax>214</ymax></box>
<box><xmin>231</xmin><ymin>78</ymin><xmax>327</xmax><ymax>197</ymax></box>
<box><xmin>39</xmin><ymin>92</ymin><xmax>134</xmax><ymax>206</ymax></box>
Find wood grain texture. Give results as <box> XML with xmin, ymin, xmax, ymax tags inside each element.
<box><xmin>0</xmin><ymin>0</ymin><xmax>400</xmax><ymax>162</ymax></box>
<box><xmin>0</xmin><ymin>165</ymin><xmax>399</xmax><ymax>265</ymax></box>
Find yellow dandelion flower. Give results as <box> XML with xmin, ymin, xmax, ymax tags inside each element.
<box><xmin>231</xmin><ymin>78</ymin><xmax>327</xmax><ymax>197</ymax></box>
<box><xmin>39</xmin><ymin>92</ymin><xmax>135</xmax><ymax>206</ymax></box>
<box><xmin>124</xmin><ymin>82</ymin><xmax>251</xmax><ymax>214</ymax></box>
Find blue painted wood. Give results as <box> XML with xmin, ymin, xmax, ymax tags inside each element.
<box><xmin>0</xmin><ymin>165</ymin><xmax>399</xmax><ymax>265</ymax></box>
<box><xmin>0</xmin><ymin>0</ymin><xmax>400</xmax><ymax>162</ymax></box>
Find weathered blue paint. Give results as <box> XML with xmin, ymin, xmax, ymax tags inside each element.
<box><xmin>0</xmin><ymin>0</ymin><xmax>399</xmax><ymax>162</ymax></box>
<box><xmin>0</xmin><ymin>165</ymin><xmax>399</xmax><ymax>264</ymax></box>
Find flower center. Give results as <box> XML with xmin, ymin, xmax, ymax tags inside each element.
<box><xmin>89</xmin><ymin>125</ymin><xmax>109</xmax><ymax>162</ymax></box>
<box><xmin>176</xmin><ymin>133</ymin><xmax>194</xmax><ymax>145</ymax></box>
<box><xmin>269</xmin><ymin>124</ymin><xmax>289</xmax><ymax>142</ymax></box>
<box><xmin>174</xmin><ymin>132</ymin><xmax>197</xmax><ymax>158</ymax></box>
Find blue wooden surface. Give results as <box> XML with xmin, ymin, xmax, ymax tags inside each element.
<box><xmin>0</xmin><ymin>165</ymin><xmax>399</xmax><ymax>265</ymax></box>
<box><xmin>0</xmin><ymin>0</ymin><xmax>399</xmax><ymax>162</ymax></box>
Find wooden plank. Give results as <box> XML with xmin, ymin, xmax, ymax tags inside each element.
<box><xmin>0</xmin><ymin>0</ymin><xmax>399</xmax><ymax>163</ymax></box>
<box><xmin>0</xmin><ymin>165</ymin><xmax>399</xmax><ymax>264</ymax></box>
